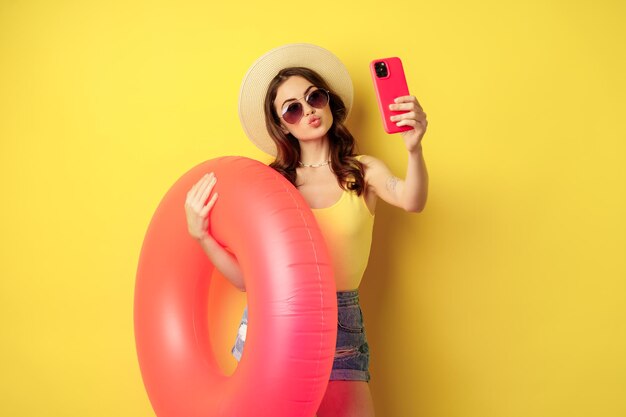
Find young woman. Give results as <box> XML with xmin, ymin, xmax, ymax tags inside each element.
<box><xmin>184</xmin><ymin>44</ymin><xmax>429</xmax><ymax>417</ymax></box>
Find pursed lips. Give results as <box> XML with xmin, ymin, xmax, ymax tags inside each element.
<box><xmin>307</xmin><ymin>116</ymin><xmax>320</xmax><ymax>126</ymax></box>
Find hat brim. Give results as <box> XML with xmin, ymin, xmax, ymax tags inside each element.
<box><xmin>238</xmin><ymin>43</ymin><xmax>353</xmax><ymax>156</ymax></box>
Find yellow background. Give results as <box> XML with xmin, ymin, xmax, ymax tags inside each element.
<box><xmin>1</xmin><ymin>0</ymin><xmax>625</xmax><ymax>416</ymax></box>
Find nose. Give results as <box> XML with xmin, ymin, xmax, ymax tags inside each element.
<box><xmin>302</xmin><ymin>101</ymin><xmax>316</xmax><ymax>116</ymax></box>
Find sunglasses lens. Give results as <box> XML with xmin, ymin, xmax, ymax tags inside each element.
<box><xmin>282</xmin><ymin>102</ymin><xmax>303</xmax><ymax>124</ymax></box>
<box><xmin>307</xmin><ymin>89</ymin><xmax>329</xmax><ymax>109</ymax></box>
<box><xmin>281</xmin><ymin>89</ymin><xmax>329</xmax><ymax>124</ymax></box>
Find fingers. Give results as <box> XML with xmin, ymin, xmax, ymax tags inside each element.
<box><xmin>387</xmin><ymin>95</ymin><xmax>427</xmax><ymax>129</ymax></box>
<box><xmin>395</xmin><ymin>116</ymin><xmax>428</xmax><ymax>128</ymax></box>
<box><xmin>200</xmin><ymin>192</ymin><xmax>218</xmax><ymax>217</ymax></box>
<box><xmin>186</xmin><ymin>173</ymin><xmax>217</xmax><ymax>213</ymax></box>
<box><xmin>187</xmin><ymin>173</ymin><xmax>210</xmax><ymax>202</ymax></box>
<box><xmin>392</xmin><ymin>95</ymin><xmax>421</xmax><ymax>107</ymax></box>
<box><xmin>389</xmin><ymin>101</ymin><xmax>421</xmax><ymax>112</ymax></box>
<box><xmin>394</xmin><ymin>118</ymin><xmax>418</xmax><ymax>128</ymax></box>
<box><xmin>198</xmin><ymin>174</ymin><xmax>216</xmax><ymax>206</ymax></box>
<box><xmin>390</xmin><ymin>110</ymin><xmax>427</xmax><ymax>122</ymax></box>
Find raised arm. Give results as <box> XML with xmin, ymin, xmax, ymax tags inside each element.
<box><xmin>361</xmin><ymin>95</ymin><xmax>429</xmax><ymax>213</ymax></box>
<box><xmin>184</xmin><ymin>173</ymin><xmax>246</xmax><ymax>291</ymax></box>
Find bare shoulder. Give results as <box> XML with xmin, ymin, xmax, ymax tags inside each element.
<box><xmin>356</xmin><ymin>154</ymin><xmax>376</xmax><ymax>165</ymax></box>
<box><xmin>353</xmin><ymin>155</ymin><xmax>380</xmax><ymax>214</ymax></box>
<box><xmin>355</xmin><ymin>155</ymin><xmax>392</xmax><ymax>179</ymax></box>
<box><xmin>354</xmin><ymin>154</ymin><xmax>400</xmax><ymax>203</ymax></box>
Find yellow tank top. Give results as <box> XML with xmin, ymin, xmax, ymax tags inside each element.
<box><xmin>310</xmin><ymin>161</ymin><xmax>375</xmax><ymax>291</ymax></box>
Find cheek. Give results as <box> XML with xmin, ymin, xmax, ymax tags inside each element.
<box><xmin>284</xmin><ymin>118</ymin><xmax>305</xmax><ymax>133</ymax></box>
<box><xmin>323</xmin><ymin>110</ymin><xmax>334</xmax><ymax>128</ymax></box>
<box><xmin>280</xmin><ymin>122</ymin><xmax>293</xmax><ymax>135</ymax></box>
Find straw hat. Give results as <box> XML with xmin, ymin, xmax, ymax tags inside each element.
<box><xmin>238</xmin><ymin>43</ymin><xmax>353</xmax><ymax>156</ymax></box>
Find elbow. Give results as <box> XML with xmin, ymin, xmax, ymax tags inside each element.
<box><xmin>403</xmin><ymin>203</ymin><xmax>424</xmax><ymax>213</ymax></box>
<box><xmin>403</xmin><ymin>196</ymin><xmax>427</xmax><ymax>213</ymax></box>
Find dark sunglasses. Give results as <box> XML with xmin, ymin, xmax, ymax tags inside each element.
<box><xmin>280</xmin><ymin>88</ymin><xmax>330</xmax><ymax>124</ymax></box>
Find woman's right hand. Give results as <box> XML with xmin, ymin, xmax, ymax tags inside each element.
<box><xmin>184</xmin><ymin>173</ymin><xmax>218</xmax><ymax>241</ymax></box>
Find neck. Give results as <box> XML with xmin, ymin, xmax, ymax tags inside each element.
<box><xmin>298</xmin><ymin>136</ymin><xmax>330</xmax><ymax>165</ymax></box>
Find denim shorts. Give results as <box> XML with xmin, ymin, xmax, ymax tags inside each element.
<box><xmin>231</xmin><ymin>289</ymin><xmax>370</xmax><ymax>382</ymax></box>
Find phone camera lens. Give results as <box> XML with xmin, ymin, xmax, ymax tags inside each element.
<box><xmin>374</xmin><ymin>62</ymin><xmax>388</xmax><ymax>78</ymax></box>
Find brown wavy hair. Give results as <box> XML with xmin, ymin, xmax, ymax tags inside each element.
<box><xmin>264</xmin><ymin>67</ymin><xmax>365</xmax><ymax>195</ymax></box>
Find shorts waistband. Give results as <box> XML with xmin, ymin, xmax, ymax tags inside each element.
<box><xmin>336</xmin><ymin>289</ymin><xmax>359</xmax><ymax>307</ymax></box>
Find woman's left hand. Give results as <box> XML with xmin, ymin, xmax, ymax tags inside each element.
<box><xmin>389</xmin><ymin>95</ymin><xmax>428</xmax><ymax>152</ymax></box>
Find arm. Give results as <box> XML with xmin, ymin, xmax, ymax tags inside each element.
<box><xmin>185</xmin><ymin>173</ymin><xmax>246</xmax><ymax>291</ymax></box>
<box><xmin>196</xmin><ymin>235</ymin><xmax>245</xmax><ymax>291</ymax></box>
<box><xmin>362</xmin><ymin>95</ymin><xmax>429</xmax><ymax>213</ymax></box>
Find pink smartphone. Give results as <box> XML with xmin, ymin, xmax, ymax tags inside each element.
<box><xmin>370</xmin><ymin>57</ymin><xmax>412</xmax><ymax>134</ymax></box>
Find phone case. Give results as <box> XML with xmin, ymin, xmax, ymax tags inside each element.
<box><xmin>370</xmin><ymin>57</ymin><xmax>412</xmax><ymax>134</ymax></box>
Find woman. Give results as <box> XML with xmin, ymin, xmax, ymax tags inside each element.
<box><xmin>184</xmin><ymin>44</ymin><xmax>429</xmax><ymax>417</ymax></box>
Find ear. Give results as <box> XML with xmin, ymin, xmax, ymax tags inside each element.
<box><xmin>279</xmin><ymin>123</ymin><xmax>290</xmax><ymax>135</ymax></box>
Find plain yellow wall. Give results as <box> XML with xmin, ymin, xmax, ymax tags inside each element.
<box><xmin>1</xmin><ymin>0</ymin><xmax>625</xmax><ymax>416</ymax></box>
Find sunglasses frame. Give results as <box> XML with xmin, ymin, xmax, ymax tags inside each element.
<box><xmin>280</xmin><ymin>88</ymin><xmax>330</xmax><ymax>125</ymax></box>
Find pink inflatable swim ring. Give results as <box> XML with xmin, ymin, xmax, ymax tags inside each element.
<box><xmin>134</xmin><ymin>156</ymin><xmax>337</xmax><ymax>417</ymax></box>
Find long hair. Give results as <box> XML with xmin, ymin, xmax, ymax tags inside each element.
<box><xmin>264</xmin><ymin>67</ymin><xmax>365</xmax><ymax>195</ymax></box>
